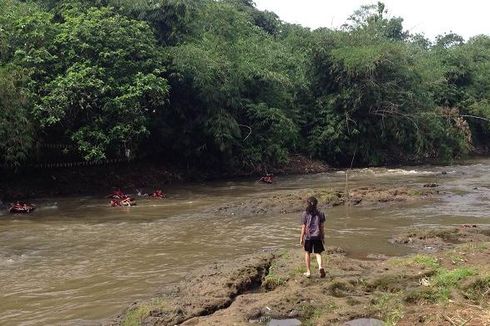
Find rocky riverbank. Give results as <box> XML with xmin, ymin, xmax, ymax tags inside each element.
<box><xmin>206</xmin><ymin>185</ymin><xmax>440</xmax><ymax>217</ymax></box>
<box><xmin>114</xmin><ymin>225</ymin><xmax>490</xmax><ymax>326</ymax></box>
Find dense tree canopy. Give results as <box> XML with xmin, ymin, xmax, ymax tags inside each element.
<box><xmin>1</xmin><ymin>0</ymin><xmax>489</xmax><ymax>170</ymax></box>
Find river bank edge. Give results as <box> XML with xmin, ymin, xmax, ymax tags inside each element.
<box><xmin>1</xmin><ymin>153</ymin><xmax>488</xmax><ymax>200</ymax></box>
<box><xmin>113</xmin><ymin>226</ymin><xmax>490</xmax><ymax>326</ymax></box>
<box><xmin>0</xmin><ymin>154</ymin><xmax>330</xmax><ymax>200</ymax></box>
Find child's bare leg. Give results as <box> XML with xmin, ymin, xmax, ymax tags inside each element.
<box><xmin>316</xmin><ymin>253</ymin><xmax>326</xmax><ymax>278</ymax></box>
<box><xmin>304</xmin><ymin>252</ymin><xmax>311</xmax><ymax>275</ymax></box>
<box><xmin>315</xmin><ymin>253</ymin><xmax>323</xmax><ymax>269</ymax></box>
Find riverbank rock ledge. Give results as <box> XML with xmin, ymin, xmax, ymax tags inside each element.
<box><xmin>207</xmin><ymin>185</ymin><xmax>439</xmax><ymax>217</ymax></box>
<box><xmin>390</xmin><ymin>225</ymin><xmax>490</xmax><ymax>252</ymax></box>
<box><xmin>114</xmin><ymin>227</ymin><xmax>490</xmax><ymax>325</ymax></box>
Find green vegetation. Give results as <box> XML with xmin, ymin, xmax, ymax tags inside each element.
<box><xmin>389</xmin><ymin>252</ymin><xmax>479</xmax><ymax>304</ymax></box>
<box><xmin>263</xmin><ymin>259</ymin><xmax>286</xmax><ymax>290</ymax></box>
<box><xmin>403</xmin><ymin>267</ymin><xmax>477</xmax><ymax>303</ymax></box>
<box><xmin>302</xmin><ymin>301</ymin><xmax>338</xmax><ymax>326</ymax></box>
<box><xmin>122</xmin><ymin>298</ymin><xmax>167</xmax><ymax>326</ymax></box>
<box><xmin>1</xmin><ymin>0</ymin><xmax>489</xmax><ymax>170</ymax></box>
<box><xmin>459</xmin><ymin>242</ymin><xmax>489</xmax><ymax>252</ymax></box>
<box><xmin>303</xmin><ymin>302</ymin><xmax>337</xmax><ymax>326</ymax></box>
<box><xmin>431</xmin><ymin>267</ymin><xmax>477</xmax><ymax>301</ymax></box>
<box><xmin>372</xmin><ymin>293</ymin><xmax>404</xmax><ymax>325</ymax></box>
<box><xmin>390</xmin><ymin>254</ymin><xmax>440</xmax><ymax>269</ymax></box>
<box><xmin>463</xmin><ymin>275</ymin><xmax>490</xmax><ymax>305</ymax></box>
<box><xmin>328</xmin><ymin>280</ymin><xmax>356</xmax><ymax>297</ymax></box>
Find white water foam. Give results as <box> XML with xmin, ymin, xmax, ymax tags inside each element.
<box><xmin>353</xmin><ymin>168</ymin><xmax>439</xmax><ymax>177</ymax></box>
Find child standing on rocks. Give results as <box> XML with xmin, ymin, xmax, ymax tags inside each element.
<box><xmin>299</xmin><ymin>196</ymin><xmax>326</xmax><ymax>278</ymax></box>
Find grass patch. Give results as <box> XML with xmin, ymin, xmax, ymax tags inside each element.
<box><xmin>346</xmin><ymin>296</ymin><xmax>362</xmax><ymax>306</ymax></box>
<box><xmin>458</xmin><ymin>242</ymin><xmax>489</xmax><ymax>253</ymax></box>
<box><xmin>404</xmin><ymin>267</ymin><xmax>477</xmax><ymax>303</ymax></box>
<box><xmin>316</xmin><ymin>189</ymin><xmax>345</xmax><ymax>206</ymax></box>
<box><xmin>372</xmin><ymin>293</ymin><xmax>404</xmax><ymax>325</ymax></box>
<box><xmin>433</xmin><ymin>267</ymin><xmax>476</xmax><ymax>288</ymax></box>
<box><xmin>390</xmin><ymin>254</ymin><xmax>440</xmax><ymax>269</ymax></box>
<box><xmin>430</xmin><ymin>267</ymin><xmax>476</xmax><ymax>302</ymax></box>
<box><xmin>278</xmin><ymin>250</ymin><xmax>290</xmax><ymax>260</ymax></box>
<box><xmin>424</xmin><ymin>229</ymin><xmax>460</xmax><ymax>241</ymax></box>
<box><xmin>263</xmin><ymin>273</ymin><xmax>285</xmax><ymax>290</ymax></box>
<box><xmin>122</xmin><ymin>298</ymin><xmax>167</xmax><ymax>326</ymax></box>
<box><xmin>291</xmin><ymin>264</ymin><xmax>306</xmax><ymax>277</ymax></box>
<box><xmin>328</xmin><ymin>280</ymin><xmax>355</xmax><ymax>297</ymax></box>
<box><xmin>404</xmin><ymin>287</ymin><xmax>440</xmax><ymax>304</ymax></box>
<box><xmin>300</xmin><ymin>303</ymin><xmax>316</xmax><ymax>320</ymax></box>
<box><xmin>413</xmin><ymin>255</ymin><xmax>440</xmax><ymax>268</ymax></box>
<box><xmin>463</xmin><ymin>275</ymin><xmax>490</xmax><ymax>305</ymax></box>
<box><xmin>447</xmin><ymin>252</ymin><xmax>465</xmax><ymax>265</ymax></box>
<box><xmin>367</xmin><ymin>275</ymin><xmax>410</xmax><ymax>293</ymax></box>
<box><xmin>302</xmin><ymin>302</ymin><xmax>337</xmax><ymax>326</ymax></box>
<box><xmin>349</xmin><ymin>277</ymin><xmax>367</xmax><ymax>288</ymax></box>
<box><xmin>407</xmin><ymin>189</ymin><xmax>423</xmax><ymax>196</ymax></box>
<box><xmin>263</xmin><ymin>259</ymin><xmax>286</xmax><ymax>290</ymax></box>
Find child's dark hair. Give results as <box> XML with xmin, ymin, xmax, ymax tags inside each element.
<box><xmin>306</xmin><ymin>196</ymin><xmax>318</xmax><ymax>215</ymax></box>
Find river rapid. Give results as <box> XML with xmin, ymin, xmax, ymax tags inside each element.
<box><xmin>1</xmin><ymin>158</ymin><xmax>489</xmax><ymax>325</ymax></box>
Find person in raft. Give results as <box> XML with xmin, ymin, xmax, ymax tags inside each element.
<box><xmin>150</xmin><ymin>189</ymin><xmax>166</xmax><ymax>198</ymax></box>
<box><xmin>259</xmin><ymin>173</ymin><xmax>274</xmax><ymax>184</ymax></box>
<box><xmin>120</xmin><ymin>197</ymin><xmax>135</xmax><ymax>206</ymax></box>
<box><xmin>299</xmin><ymin>196</ymin><xmax>326</xmax><ymax>278</ymax></box>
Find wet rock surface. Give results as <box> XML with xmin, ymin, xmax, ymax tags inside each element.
<box><xmin>267</xmin><ymin>318</ymin><xmax>302</xmax><ymax>326</ymax></box>
<box><xmin>390</xmin><ymin>225</ymin><xmax>490</xmax><ymax>252</ymax></box>
<box><xmin>206</xmin><ymin>185</ymin><xmax>439</xmax><ymax>217</ymax></box>
<box><xmin>344</xmin><ymin>318</ymin><xmax>384</xmax><ymax>326</ymax></box>
<box><xmin>111</xmin><ymin>253</ymin><xmax>275</xmax><ymax>325</ymax></box>
<box><xmin>115</xmin><ymin>227</ymin><xmax>490</xmax><ymax>325</ymax></box>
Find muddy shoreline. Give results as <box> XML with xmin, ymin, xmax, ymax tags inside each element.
<box><xmin>114</xmin><ymin>226</ymin><xmax>490</xmax><ymax>325</ymax></box>
<box><xmin>2</xmin><ymin>153</ymin><xmax>488</xmax><ymax>200</ymax></box>
<box><xmin>0</xmin><ymin>155</ymin><xmax>330</xmax><ymax>200</ymax></box>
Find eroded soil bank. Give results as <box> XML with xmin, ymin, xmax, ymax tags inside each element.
<box><xmin>115</xmin><ymin>226</ymin><xmax>490</xmax><ymax>326</ymax></box>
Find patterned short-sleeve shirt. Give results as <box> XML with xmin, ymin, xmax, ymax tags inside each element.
<box><xmin>301</xmin><ymin>211</ymin><xmax>326</xmax><ymax>240</ymax></box>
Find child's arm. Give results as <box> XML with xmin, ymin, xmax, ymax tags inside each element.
<box><xmin>300</xmin><ymin>225</ymin><xmax>305</xmax><ymax>245</ymax></box>
<box><xmin>320</xmin><ymin>222</ymin><xmax>325</xmax><ymax>243</ymax></box>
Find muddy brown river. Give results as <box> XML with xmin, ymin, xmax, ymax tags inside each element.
<box><xmin>1</xmin><ymin>159</ymin><xmax>489</xmax><ymax>325</ymax></box>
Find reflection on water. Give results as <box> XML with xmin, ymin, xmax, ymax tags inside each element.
<box><xmin>0</xmin><ymin>158</ymin><xmax>489</xmax><ymax>325</ymax></box>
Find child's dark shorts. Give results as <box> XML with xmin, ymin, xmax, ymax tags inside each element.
<box><xmin>304</xmin><ymin>239</ymin><xmax>324</xmax><ymax>253</ymax></box>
